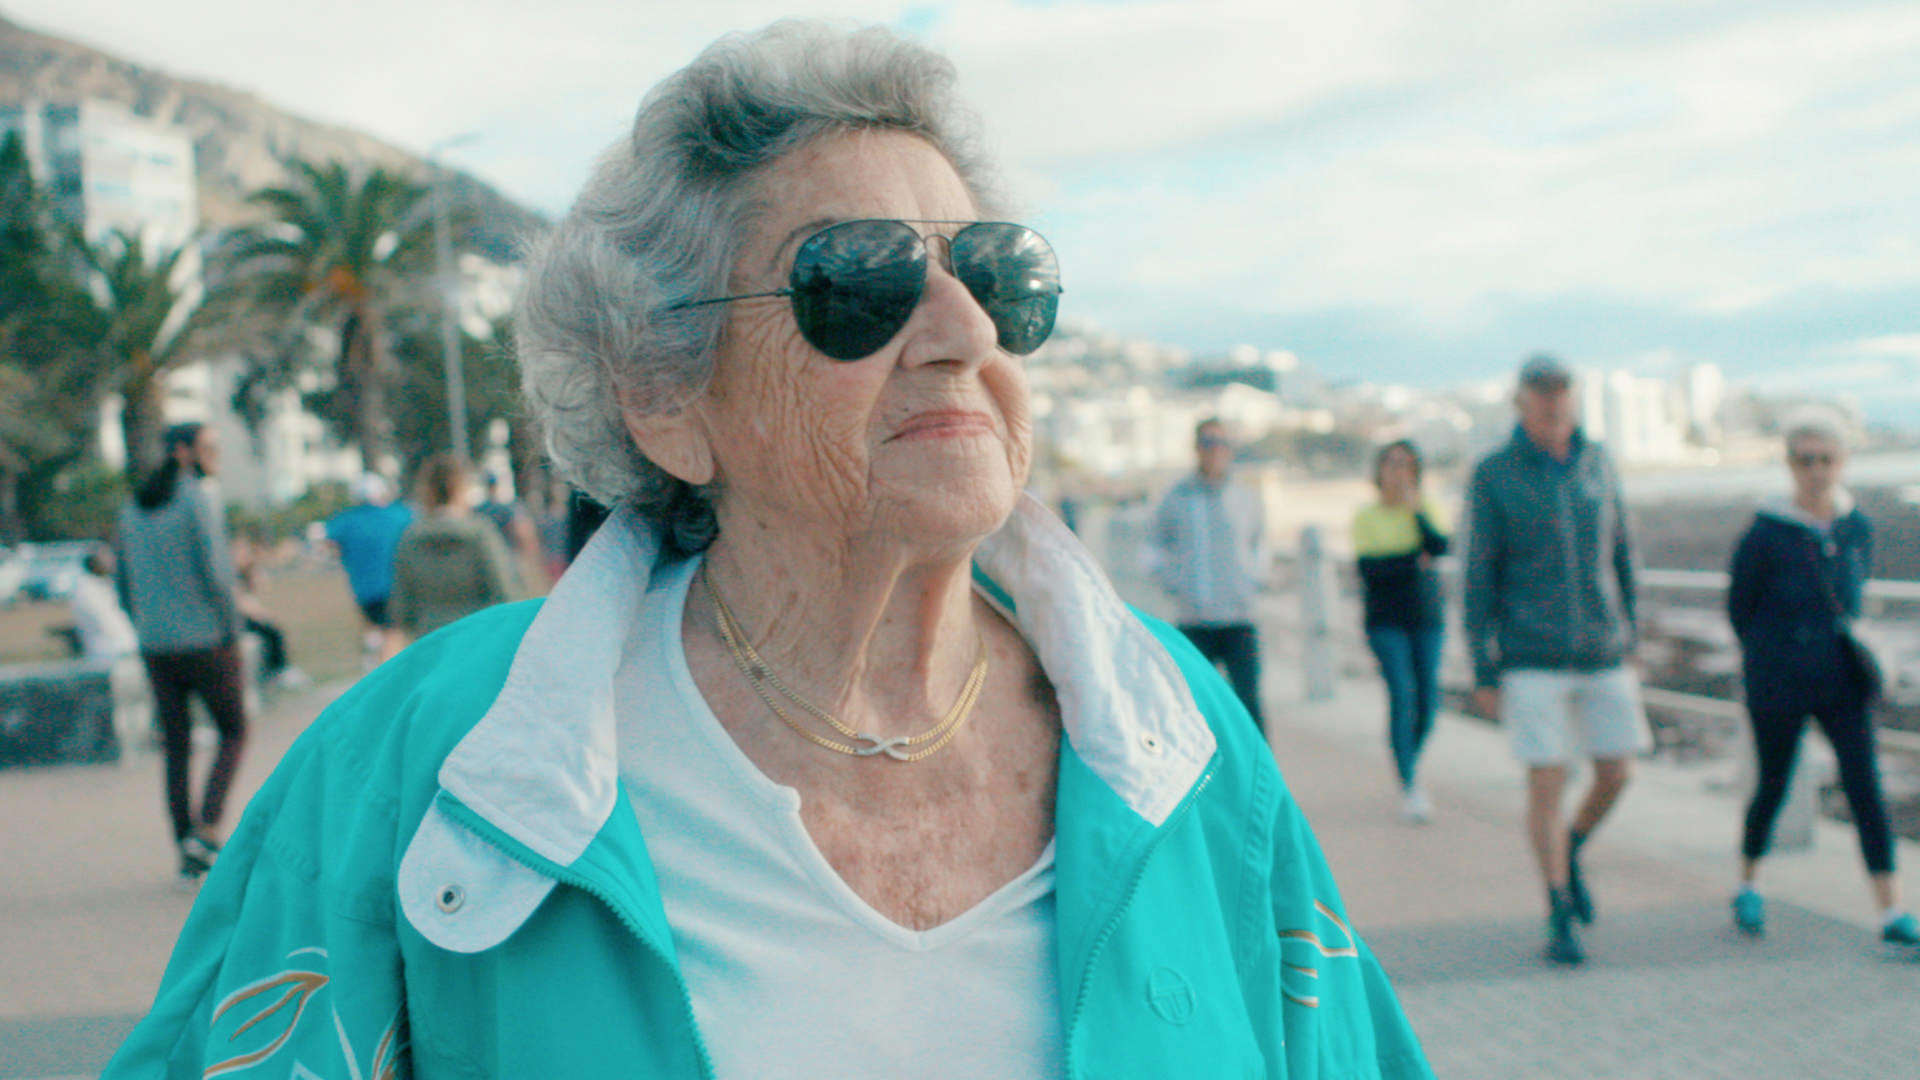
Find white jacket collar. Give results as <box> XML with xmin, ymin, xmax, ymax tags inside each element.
<box><xmin>436</xmin><ymin>495</ymin><xmax>1217</xmax><ymax>868</ymax></box>
<box><xmin>1757</xmin><ymin>489</ymin><xmax>1855</xmax><ymax>534</ymax></box>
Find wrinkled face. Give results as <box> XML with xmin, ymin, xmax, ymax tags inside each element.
<box><xmin>691</xmin><ymin>130</ymin><xmax>1033</xmax><ymax>550</ymax></box>
<box><xmin>1516</xmin><ymin>385</ymin><xmax>1577</xmax><ymax>449</ymax></box>
<box><xmin>1787</xmin><ymin>433</ymin><xmax>1845</xmax><ymax>503</ymax></box>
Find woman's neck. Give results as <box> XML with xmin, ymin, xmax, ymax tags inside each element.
<box><xmin>694</xmin><ymin>520</ymin><xmax>987</xmax><ymax>741</ymax></box>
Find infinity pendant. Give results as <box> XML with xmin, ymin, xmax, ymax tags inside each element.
<box><xmin>851</xmin><ymin>733</ymin><xmax>915</xmax><ymax>760</ymax></box>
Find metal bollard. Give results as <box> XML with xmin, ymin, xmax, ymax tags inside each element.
<box><xmin>1300</xmin><ymin>525</ymin><xmax>1337</xmax><ymax>702</ymax></box>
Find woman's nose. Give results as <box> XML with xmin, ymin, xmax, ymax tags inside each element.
<box><xmin>896</xmin><ymin>257</ymin><xmax>998</xmax><ymax>371</ymax></box>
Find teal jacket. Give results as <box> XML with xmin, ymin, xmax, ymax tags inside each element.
<box><xmin>105</xmin><ymin>502</ymin><xmax>1430</xmax><ymax>1079</ymax></box>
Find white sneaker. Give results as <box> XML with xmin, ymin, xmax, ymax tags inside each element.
<box><xmin>1401</xmin><ymin>786</ymin><xmax>1434</xmax><ymax>824</ymax></box>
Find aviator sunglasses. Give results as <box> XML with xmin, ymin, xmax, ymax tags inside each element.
<box><xmin>669</xmin><ymin>219</ymin><xmax>1063</xmax><ymax>361</ymax></box>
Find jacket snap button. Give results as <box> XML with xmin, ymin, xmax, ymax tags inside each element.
<box><xmin>1139</xmin><ymin>732</ymin><xmax>1163</xmax><ymax>755</ymax></box>
<box><xmin>437</xmin><ymin>884</ymin><xmax>465</xmax><ymax>913</ymax></box>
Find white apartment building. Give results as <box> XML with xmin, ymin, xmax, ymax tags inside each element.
<box><xmin>1033</xmin><ymin>382</ymin><xmax>1297</xmax><ymax>479</ymax></box>
<box><xmin>3</xmin><ymin>100</ymin><xmax>371</xmax><ymax>502</ymax></box>
<box><xmin>0</xmin><ymin>100</ymin><xmax>198</xmax><ymax>253</ymax></box>
<box><xmin>1577</xmin><ymin>368</ymin><xmax>1689</xmax><ymax>465</ymax></box>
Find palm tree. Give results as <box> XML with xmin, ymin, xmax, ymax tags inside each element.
<box><xmin>76</xmin><ymin>230</ymin><xmax>212</xmax><ymax>474</ymax></box>
<box><xmin>0</xmin><ymin>132</ymin><xmax>112</xmax><ymax>539</ymax></box>
<box><xmin>225</xmin><ymin>159</ymin><xmax>435</xmax><ymax>471</ymax></box>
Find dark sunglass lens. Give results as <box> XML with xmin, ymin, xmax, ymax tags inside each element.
<box><xmin>951</xmin><ymin>224</ymin><xmax>1061</xmax><ymax>355</ymax></box>
<box><xmin>789</xmin><ymin>220</ymin><xmax>926</xmax><ymax>360</ymax></box>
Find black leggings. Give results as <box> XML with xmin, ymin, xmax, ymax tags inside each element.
<box><xmin>144</xmin><ymin>643</ymin><xmax>249</xmax><ymax>843</ymax></box>
<box><xmin>1742</xmin><ymin>701</ymin><xmax>1895</xmax><ymax>874</ymax></box>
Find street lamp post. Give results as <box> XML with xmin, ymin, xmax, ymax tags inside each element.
<box><xmin>428</xmin><ymin>133</ymin><xmax>479</xmax><ymax>462</ymax></box>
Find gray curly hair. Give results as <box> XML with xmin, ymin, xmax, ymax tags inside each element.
<box><xmin>515</xmin><ymin>20</ymin><xmax>1000</xmax><ymax>554</ymax></box>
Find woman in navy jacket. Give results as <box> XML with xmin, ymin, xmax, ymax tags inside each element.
<box><xmin>1725</xmin><ymin>416</ymin><xmax>1917</xmax><ymax>944</ymax></box>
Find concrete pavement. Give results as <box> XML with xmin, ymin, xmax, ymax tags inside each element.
<box><xmin>3</xmin><ymin>666</ymin><xmax>1917</xmax><ymax>1078</ymax></box>
<box><xmin>0</xmin><ymin>678</ymin><xmax>342</xmax><ymax>1080</ymax></box>
<box><xmin>1278</xmin><ymin>678</ymin><xmax>1920</xmax><ymax>1080</ymax></box>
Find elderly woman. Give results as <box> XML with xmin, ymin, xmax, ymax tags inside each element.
<box><xmin>1726</xmin><ymin>416</ymin><xmax>1919</xmax><ymax>946</ymax></box>
<box><xmin>106</xmin><ymin>23</ymin><xmax>1429</xmax><ymax>1080</ymax></box>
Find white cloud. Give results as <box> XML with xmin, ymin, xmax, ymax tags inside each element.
<box><xmin>8</xmin><ymin>0</ymin><xmax>1919</xmax><ymax>370</ymax></box>
<box><xmin>1827</xmin><ymin>335</ymin><xmax>1920</xmax><ymax>360</ymax></box>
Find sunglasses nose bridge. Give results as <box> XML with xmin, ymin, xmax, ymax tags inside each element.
<box><xmin>921</xmin><ymin>231</ymin><xmax>955</xmax><ymax>274</ymax></box>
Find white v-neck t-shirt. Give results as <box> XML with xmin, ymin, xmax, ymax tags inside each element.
<box><xmin>613</xmin><ymin>556</ymin><xmax>1064</xmax><ymax>1080</ymax></box>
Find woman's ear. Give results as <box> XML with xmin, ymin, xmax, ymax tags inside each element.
<box><xmin>623</xmin><ymin>404</ymin><xmax>715</xmax><ymax>486</ymax></box>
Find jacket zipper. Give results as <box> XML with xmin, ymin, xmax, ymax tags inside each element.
<box><xmin>1063</xmin><ymin>758</ymin><xmax>1218</xmax><ymax>1078</ymax></box>
<box><xmin>438</xmin><ymin>802</ymin><xmax>717</xmax><ymax>1080</ymax></box>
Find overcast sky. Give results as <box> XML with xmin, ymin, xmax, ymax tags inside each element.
<box><xmin>11</xmin><ymin>0</ymin><xmax>1919</xmax><ymax>405</ymax></box>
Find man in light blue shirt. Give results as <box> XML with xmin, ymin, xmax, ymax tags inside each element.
<box><xmin>1149</xmin><ymin>418</ymin><xmax>1269</xmax><ymax>731</ymax></box>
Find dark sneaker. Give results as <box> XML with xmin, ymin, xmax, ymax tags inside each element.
<box><xmin>1883</xmin><ymin>913</ymin><xmax>1920</xmax><ymax>946</ymax></box>
<box><xmin>177</xmin><ymin>838</ymin><xmax>215</xmax><ymax>889</ymax></box>
<box><xmin>1566</xmin><ymin>832</ymin><xmax>1594</xmax><ymax>925</ymax></box>
<box><xmin>180</xmin><ymin>835</ymin><xmax>220</xmax><ymax>869</ymax></box>
<box><xmin>1547</xmin><ymin>888</ymin><xmax>1586</xmax><ymax>965</ymax></box>
<box><xmin>1732</xmin><ymin>890</ymin><xmax>1765</xmax><ymax>937</ymax></box>
<box><xmin>176</xmin><ymin>850</ymin><xmax>209</xmax><ymax>891</ymax></box>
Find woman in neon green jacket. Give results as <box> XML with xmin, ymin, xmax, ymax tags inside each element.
<box><xmin>106</xmin><ymin>20</ymin><xmax>1430</xmax><ymax>1079</ymax></box>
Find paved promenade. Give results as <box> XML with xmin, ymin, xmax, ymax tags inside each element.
<box><xmin>3</xmin><ymin>666</ymin><xmax>1917</xmax><ymax>1078</ymax></box>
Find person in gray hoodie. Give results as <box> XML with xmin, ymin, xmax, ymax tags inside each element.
<box><xmin>1463</xmin><ymin>355</ymin><xmax>1651</xmax><ymax>966</ymax></box>
<box><xmin>116</xmin><ymin>422</ymin><xmax>247</xmax><ymax>886</ymax></box>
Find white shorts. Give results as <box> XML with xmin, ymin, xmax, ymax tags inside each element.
<box><xmin>1500</xmin><ymin>666</ymin><xmax>1652</xmax><ymax>766</ymax></box>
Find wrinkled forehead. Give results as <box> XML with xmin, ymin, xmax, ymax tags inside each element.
<box><xmin>741</xmin><ymin>130</ymin><xmax>980</xmax><ymax>271</ymax></box>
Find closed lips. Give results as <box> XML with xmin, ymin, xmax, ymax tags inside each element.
<box><xmin>891</xmin><ymin>411</ymin><xmax>994</xmax><ymax>439</ymax></box>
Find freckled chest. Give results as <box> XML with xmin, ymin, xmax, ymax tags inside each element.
<box><xmin>798</xmin><ymin>666</ymin><xmax>1061</xmax><ymax>931</ymax></box>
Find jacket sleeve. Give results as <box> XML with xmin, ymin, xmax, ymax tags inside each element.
<box><xmin>1413</xmin><ymin>508</ymin><xmax>1449</xmax><ymax>557</ymax></box>
<box><xmin>1264</xmin><ymin>781</ymin><xmax>1435</xmax><ymax>1079</ymax></box>
<box><xmin>1610</xmin><ymin>467</ymin><xmax>1638</xmax><ymax>638</ymax></box>
<box><xmin>190</xmin><ymin>486</ymin><xmax>243</xmax><ymax>641</ymax></box>
<box><xmin>1726</xmin><ymin>521</ymin><xmax>1763</xmax><ymax>643</ymax></box>
<box><xmin>1843</xmin><ymin>514</ymin><xmax>1873</xmax><ymax>619</ymax></box>
<box><xmin>1146</xmin><ymin>488</ymin><xmax>1180</xmax><ymax>592</ymax></box>
<box><xmin>477</xmin><ymin>524</ymin><xmax>519</xmax><ymax>605</ymax></box>
<box><xmin>388</xmin><ymin>534</ymin><xmax>418</xmax><ymax>635</ymax></box>
<box><xmin>1461</xmin><ymin>465</ymin><xmax>1504</xmax><ymax>688</ymax></box>
<box><xmin>113</xmin><ymin>524</ymin><xmax>135</xmax><ymax>624</ymax></box>
<box><xmin>101</xmin><ymin>723</ymin><xmax>410</xmax><ymax>1079</ymax></box>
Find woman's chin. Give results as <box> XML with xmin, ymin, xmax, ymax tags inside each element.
<box><xmin>868</xmin><ymin>474</ymin><xmax>1020</xmax><ymax>551</ymax></box>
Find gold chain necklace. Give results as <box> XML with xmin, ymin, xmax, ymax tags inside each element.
<box><xmin>700</xmin><ymin>567</ymin><xmax>988</xmax><ymax>763</ymax></box>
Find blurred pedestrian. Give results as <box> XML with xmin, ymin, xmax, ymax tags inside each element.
<box><xmin>1726</xmin><ymin>415</ymin><xmax>1919</xmax><ymax>945</ymax></box>
<box><xmin>382</xmin><ymin>453</ymin><xmax>516</xmax><ymax>658</ymax></box>
<box><xmin>116</xmin><ymin>422</ymin><xmax>246</xmax><ymax>887</ymax></box>
<box><xmin>69</xmin><ymin>542</ymin><xmax>138</xmax><ymax>660</ymax></box>
<box><xmin>325</xmin><ymin>473</ymin><xmax>413</xmax><ymax>659</ymax></box>
<box><xmin>1149</xmin><ymin>418</ymin><xmax>1270</xmax><ymax>731</ymax></box>
<box><xmin>1353</xmin><ymin>440</ymin><xmax>1449</xmax><ymax>823</ymax></box>
<box><xmin>231</xmin><ymin>532</ymin><xmax>306</xmax><ymax>689</ymax></box>
<box><xmin>1463</xmin><ymin>355</ymin><xmax>1649</xmax><ymax>965</ymax></box>
<box><xmin>477</xmin><ymin>468</ymin><xmax>550</xmax><ymax>594</ymax></box>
